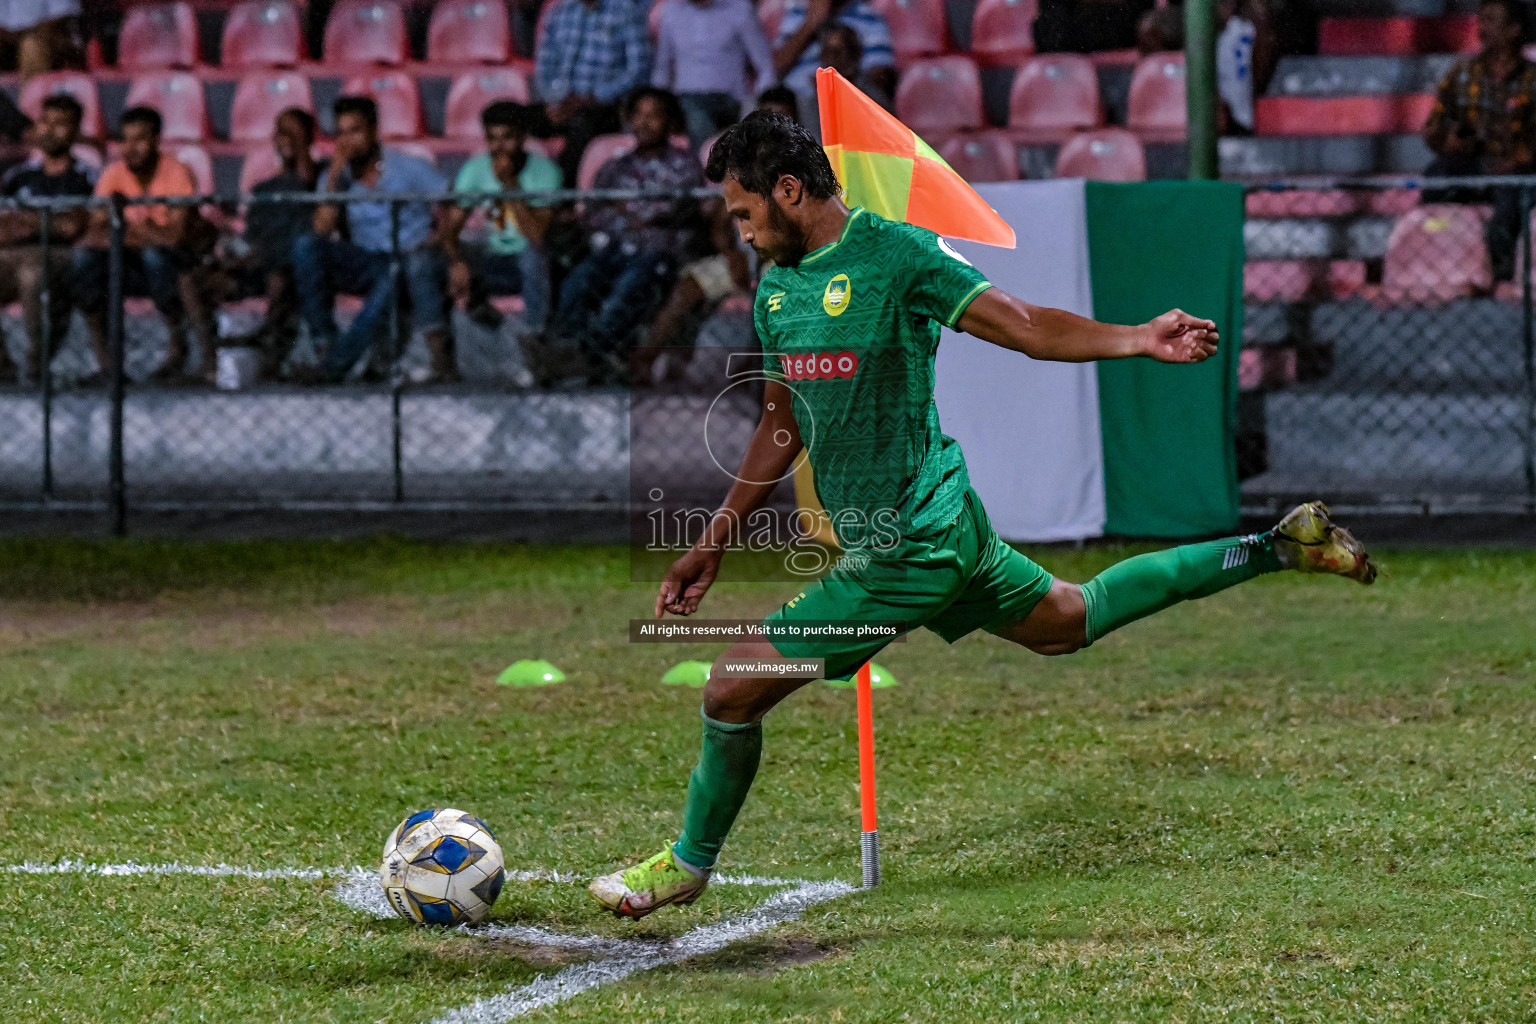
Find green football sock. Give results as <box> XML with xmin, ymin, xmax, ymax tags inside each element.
<box><xmin>1081</xmin><ymin>533</ymin><xmax>1283</xmax><ymax>645</ymax></box>
<box><xmin>672</xmin><ymin>710</ymin><xmax>763</xmax><ymax>871</ymax></box>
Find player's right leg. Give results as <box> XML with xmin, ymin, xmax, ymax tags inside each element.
<box><xmin>588</xmin><ymin>640</ymin><xmax>813</xmax><ymax>919</ymax></box>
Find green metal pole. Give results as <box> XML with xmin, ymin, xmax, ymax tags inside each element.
<box><xmin>1186</xmin><ymin>0</ymin><xmax>1218</xmax><ymax>180</ymax></box>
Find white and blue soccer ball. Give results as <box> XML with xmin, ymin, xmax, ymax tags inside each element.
<box><xmin>381</xmin><ymin>808</ymin><xmax>506</xmax><ymax>926</ymax></box>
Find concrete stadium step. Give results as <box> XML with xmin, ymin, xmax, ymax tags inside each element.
<box><xmin>1221</xmin><ymin>133</ymin><xmax>1433</xmax><ymax>176</ymax></box>
<box><xmin>1268</xmin><ymin>54</ymin><xmax>1455</xmax><ymax>96</ymax></box>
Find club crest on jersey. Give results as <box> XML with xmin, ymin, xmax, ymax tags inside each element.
<box><xmin>782</xmin><ymin>350</ymin><xmax>858</xmax><ymax>380</ymax></box>
<box><xmin>822</xmin><ymin>274</ymin><xmax>852</xmax><ymax>316</ymax></box>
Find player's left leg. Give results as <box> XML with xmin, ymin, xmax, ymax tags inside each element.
<box><xmin>991</xmin><ymin>501</ymin><xmax>1377</xmax><ymax>655</ymax></box>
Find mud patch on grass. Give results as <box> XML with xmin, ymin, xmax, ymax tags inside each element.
<box><xmin>675</xmin><ymin>933</ymin><xmax>841</xmax><ymax>976</ymax></box>
<box><xmin>431</xmin><ymin>936</ymin><xmax>599</xmax><ymax>969</ymax></box>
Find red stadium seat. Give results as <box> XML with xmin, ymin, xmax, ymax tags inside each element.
<box><xmin>444</xmin><ymin>68</ymin><xmax>532</xmax><ymax>138</ymax></box>
<box><xmin>324</xmin><ymin>0</ymin><xmax>409</xmax><ymax>65</ymax></box>
<box><xmin>342</xmin><ymin>71</ymin><xmax>422</xmax><ymax>138</ymax></box>
<box><xmin>1381</xmin><ymin>205</ymin><xmax>1492</xmax><ymax>304</ymax></box>
<box><xmin>1254</xmin><ymin>95</ymin><xmax>1435</xmax><ymax>136</ymax></box>
<box><xmin>968</xmin><ymin>0</ymin><xmax>1036</xmax><ymax>67</ymax></box>
<box><xmin>1126</xmin><ymin>51</ymin><xmax>1186</xmax><ymax>139</ymax></box>
<box><xmin>870</xmin><ymin>0</ymin><xmax>947</xmax><ymax>64</ymax></box>
<box><xmin>894</xmin><ymin>56</ymin><xmax>983</xmax><ymax>136</ymax></box>
<box><xmin>18</xmin><ymin>72</ymin><xmax>104</xmax><ymax>139</ymax></box>
<box><xmin>758</xmin><ymin>0</ymin><xmax>787</xmax><ymax>44</ymax></box>
<box><xmin>937</xmin><ymin>132</ymin><xmax>1018</xmax><ymax>182</ymax></box>
<box><xmin>428</xmin><ymin>0</ymin><xmax>512</xmax><ymax>64</ymax></box>
<box><xmin>1317</xmin><ymin>15</ymin><xmax>1477</xmax><ymax>55</ymax></box>
<box><xmin>1245</xmin><ymin>189</ymin><xmax>1362</xmax><ymax>218</ymax></box>
<box><xmin>1053</xmin><ymin>128</ymin><xmax>1145</xmax><ymax>181</ymax></box>
<box><xmin>222</xmin><ymin>0</ymin><xmax>306</xmax><ymax>68</ymax></box>
<box><xmin>230</xmin><ymin>72</ymin><xmax>315</xmax><ymax>143</ymax></box>
<box><xmin>577</xmin><ymin>133</ymin><xmax>636</xmax><ymax>189</ymax></box>
<box><xmin>119</xmin><ymin>2</ymin><xmax>200</xmax><ymax>70</ymax></box>
<box><xmin>1007</xmin><ymin>53</ymin><xmax>1099</xmax><ymax>143</ymax></box>
<box><xmin>125</xmin><ymin>72</ymin><xmax>211</xmax><ymax>141</ymax></box>
<box><xmin>172</xmin><ymin>144</ymin><xmax>215</xmax><ymax>194</ymax></box>
<box><xmin>1244</xmin><ymin>260</ymin><xmax>1367</xmax><ymax>302</ymax></box>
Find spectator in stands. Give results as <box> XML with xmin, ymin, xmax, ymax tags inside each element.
<box><xmin>73</xmin><ymin>105</ymin><xmax>217</xmax><ymax>385</ymax></box>
<box><xmin>1137</xmin><ymin>3</ymin><xmax>1184</xmax><ymax>55</ymax></box>
<box><xmin>0</xmin><ymin>92</ymin><xmax>91</xmax><ymax>384</ymax></box>
<box><xmin>534</xmin><ymin>0</ymin><xmax>652</xmax><ymax>187</ymax></box>
<box><xmin>1035</xmin><ymin>0</ymin><xmax>1153</xmax><ymax>54</ymax></box>
<box><xmin>233</xmin><ymin>107</ymin><xmax>327</xmax><ymax>380</ymax></box>
<box><xmin>1423</xmin><ymin>0</ymin><xmax>1536</xmax><ymax>281</ymax></box>
<box><xmin>797</xmin><ymin>22</ymin><xmax>893</xmax><ymax>138</ymax></box>
<box><xmin>756</xmin><ymin>85</ymin><xmax>801</xmax><ymax>123</ymax></box>
<box><xmin>293</xmin><ymin>96</ymin><xmax>455</xmax><ymax>384</ymax></box>
<box><xmin>441</xmin><ymin>101</ymin><xmax>560</xmax><ymax>341</ymax></box>
<box><xmin>0</xmin><ymin>0</ymin><xmax>81</xmax><ymax>79</ymax></box>
<box><xmin>773</xmin><ymin>0</ymin><xmax>895</xmax><ymax>109</ymax></box>
<box><xmin>1216</xmin><ymin>0</ymin><xmax>1278</xmax><ymax>135</ymax></box>
<box><xmin>548</xmin><ymin>87</ymin><xmax>703</xmax><ymax>385</ymax></box>
<box><xmin>651</xmin><ymin>0</ymin><xmax>776</xmax><ymax>148</ymax></box>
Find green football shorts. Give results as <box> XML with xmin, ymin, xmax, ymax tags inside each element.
<box><xmin>763</xmin><ymin>487</ymin><xmax>1055</xmax><ymax>681</ymax></box>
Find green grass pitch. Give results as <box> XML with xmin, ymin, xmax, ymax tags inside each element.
<box><xmin>2</xmin><ymin>538</ymin><xmax>1534</xmax><ymax>1022</ymax></box>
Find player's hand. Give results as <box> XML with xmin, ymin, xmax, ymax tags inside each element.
<box><xmin>655</xmin><ymin>545</ymin><xmax>723</xmax><ymax>617</ymax></box>
<box><xmin>1141</xmin><ymin>309</ymin><xmax>1218</xmax><ymax>364</ymax></box>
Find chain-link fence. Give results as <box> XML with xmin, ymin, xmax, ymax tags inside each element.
<box><xmin>1241</xmin><ymin>177</ymin><xmax>1536</xmax><ymax>516</ymax></box>
<box><xmin>3</xmin><ymin>180</ymin><xmax>1534</xmax><ymax>532</ymax></box>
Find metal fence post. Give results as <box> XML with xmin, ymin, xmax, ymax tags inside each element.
<box><xmin>389</xmin><ymin>199</ymin><xmax>404</xmax><ymax>503</ymax></box>
<box><xmin>38</xmin><ymin>205</ymin><xmax>53</xmax><ymax>500</ymax></box>
<box><xmin>107</xmin><ymin>195</ymin><xmax>127</xmax><ymax>536</ymax></box>
<box><xmin>1524</xmin><ymin>184</ymin><xmax>1536</xmax><ymax>513</ymax></box>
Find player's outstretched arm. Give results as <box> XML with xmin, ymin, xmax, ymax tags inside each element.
<box><xmin>655</xmin><ymin>379</ymin><xmax>804</xmax><ymax>617</ymax></box>
<box><xmin>956</xmin><ymin>287</ymin><xmax>1219</xmax><ymax>364</ymax></box>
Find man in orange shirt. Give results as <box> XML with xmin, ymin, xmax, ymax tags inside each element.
<box><xmin>72</xmin><ymin>106</ymin><xmax>217</xmax><ymax>385</ymax></box>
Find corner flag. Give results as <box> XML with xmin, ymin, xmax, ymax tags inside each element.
<box><xmin>816</xmin><ymin>67</ymin><xmax>1016</xmax><ymax>249</ymax></box>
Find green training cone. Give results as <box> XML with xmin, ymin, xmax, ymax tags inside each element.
<box><xmin>496</xmin><ymin>659</ymin><xmax>566</xmax><ymax>686</ymax></box>
<box><xmin>661</xmin><ymin>660</ymin><xmax>712</xmax><ymax>687</ymax></box>
<box><xmin>824</xmin><ymin>662</ymin><xmax>899</xmax><ymax>689</ymax></box>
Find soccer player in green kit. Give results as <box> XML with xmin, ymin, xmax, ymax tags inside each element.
<box><xmin>590</xmin><ymin>112</ymin><xmax>1376</xmax><ymax>918</ymax></box>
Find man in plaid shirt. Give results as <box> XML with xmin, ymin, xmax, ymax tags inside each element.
<box><xmin>535</xmin><ymin>0</ymin><xmax>653</xmax><ymax>185</ymax></box>
<box><xmin>1423</xmin><ymin>0</ymin><xmax>1536</xmax><ymax>280</ymax></box>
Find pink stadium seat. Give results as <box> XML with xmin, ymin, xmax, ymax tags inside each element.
<box><xmin>18</xmin><ymin>72</ymin><xmax>104</xmax><ymax>138</ymax></box>
<box><xmin>1318</xmin><ymin>15</ymin><xmax>1477</xmax><ymax>56</ymax></box>
<box><xmin>1253</xmin><ymin>94</ymin><xmax>1434</xmax><ymax>136</ymax></box>
<box><xmin>968</xmin><ymin>0</ymin><xmax>1037</xmax><ymax>67</ymax></box>
<box><xmin>1367</xmin><ymin>188</ymin><xmax>1420</xmax><ymax>215</ymax></box>
<box><xmin>221</xmin><ymin>0</ymin><xmax>305</xmax><ymax>68</ymax></box>
<box><xmin>428</xmin><ymin>0</ymin><xmax>512</xmax><ymax>64</ymax></box>
<box><xmin>1126</xmin><ymin>51</ymin><xmax>1187</xmax><ymax>139</ymax></box>
<box><xmin>444</xmin><ymin>68</ymin><xmax>532</xmax><ymax>138</ymax></box>
<box><xmin>1245</xmin><ymin>189</ymin><xmax>1362</xmax><ymax>218</ymax></box>
<box><xmin>1007</xmin><ymin>53</ymin><xmax>1100</xmax><ymax>142</ymax></box>
<box><xmin>758</xmin><ymin>0</ymin><xmax>787</xmax><ymax>44</ymax></box>
<box><xmin>870</xmin><ymin>0</ymin><xmax>947</xmax><ymax>63</ymax></box>
<box><xmin>343</xmin><ymin>72</ymin><xmax>422</xmax><ymax>139</ymax></box>
<box><xmin>324</xmin><ymin>0</ymin><xmax>409</xmax><ymax>65</ymax></box>
<box><xmin>1053</xmin><ymin>128</ymin><xmax>1145</xmax><ymax>181</ymax></box>
<box><xmin>125</xmin><ymin>72</ymin><xmax>211</xmax><ymax>141</ymax></box>
<box><xmin>230</xmin><ymin>72</ymin><xmax>315</xmax><ymax>143</ymax></box>
<box><xmin>118</xmin><ymin>2</ymin><xmax>200</xmax><ymax>70</ymax></box>
<box><xmin>1382</xmin><ymin>205</ymin><xmax>1492</xmax><ymax>304</ymax></box>
<box><xmin>172</xmin><ymin>144</ymin><xmax>215</xmax><ymax>194</ymax></box>
<box><xmin>895</xmin><ymin>56</ymin><xmax>984</xmax><ymax>136</ymax></box>
<box><xmin>937</xmin><ymin>132</ymin><xmax>1018</xmax><ymax>182</ymax></box>
<box><xmin>577</xmin><ymin>133</ymin><xmax>636</xmax><ymax>190</ymax></box>
<box><xmin>1244</xmin><ymin>260</ymin><xmax>1367</xmax><ymax>302</ymax></box>
<box><xmin>1237</xmin><ymin>346</ymin><xmax>1298</xmax><ymax>390</ymax></box>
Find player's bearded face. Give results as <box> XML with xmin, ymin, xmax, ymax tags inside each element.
<box><xmin>761</xmin><ymin>194</ymin><xmax>810</xmax><ymax>268</ymax></box>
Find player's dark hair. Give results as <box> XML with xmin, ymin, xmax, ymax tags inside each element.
<box><xmin>40</xmin><ymin>93</ymin><xmax>84</xmax><ymax>127</ymax></box>
<box><xmin>481</xmin><ymin>99</ymin><xmax>533</xmax><ymax>134</ymax></box>
<box><xmin>705</xmin><ymin>110</ymin><xmax>840</xmax><ymax>199</ymax></box>
<box><xmin>333</xmin><ymin>94</ymin><xmax>379</xmax><ymax>129</ymax></box>
<box><xmin>278</xmin><ymin>106</ymin><xmax>316</xmax><ymax>140</ymax></box>
<box><xmin>120</xmin><ymin>105</ymin><xmax>162</xmax><ymax>137</ymax></box>
<box><xmin>623</xmin><ymin>86</ymin><xmax>686</xmax><ymax>135</ymax></box>
<box><xmin>1482</xmin><ymin>0</ymin><xmax>1529</xmax><ymax>40</ymax></box>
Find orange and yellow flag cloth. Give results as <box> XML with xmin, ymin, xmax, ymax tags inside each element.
<box><xmin>815</xmin><ymin>66</ymin><xmax>1016</xmax><ymax>249</ymax></box>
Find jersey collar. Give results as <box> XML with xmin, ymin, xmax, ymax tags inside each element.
<box><xmin>800</xmin><ymin>206</ymin><xmax>864</xmax><ymax>266</ymax></box>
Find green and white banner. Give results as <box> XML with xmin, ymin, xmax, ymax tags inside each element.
<box><xmin>934</xmin><ymin>179</ymin><xmax>1244</xmax><ymax>541</ymax></box>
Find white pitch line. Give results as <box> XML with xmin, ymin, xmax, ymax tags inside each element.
<box><xmin>425</xmin><ymin>879</ymin><xmax>855</xmax><ymax>1024</ymax></box>
<box><xmin>1</xmin><ymin>859</ymin><xmax>368</xmax><ymax>879</ymax></box>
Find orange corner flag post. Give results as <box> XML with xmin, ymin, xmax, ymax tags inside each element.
<box><xmin>816</xmin><ymin>66</ymin><xmax>1016</xmax><ymax>249</ymax></box>
<box><xmin>820</xmin><ymin>67</ymin><xmax>1017</xmax><ymax>890</ymax></box>
<box><xmin>855</xmin><ymin>661</ymin><xmax>880</xmax><ymax>888</ymax></box>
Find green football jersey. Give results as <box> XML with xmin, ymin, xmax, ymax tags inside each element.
<box><xmin>753</xmin><ymin>207</ymin><xmax>992</xmax><ymax>549</ymax></box>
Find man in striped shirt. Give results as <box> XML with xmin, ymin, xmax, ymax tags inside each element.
<box><xmin>534</xmin><ymin>0</ymin><xmax>652</xmax><ymax>184</ymax></box>
<box><xmin>773</xmin><ymin>0</ymin><xmax>896</xmax><ymax>110</ymax></box>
